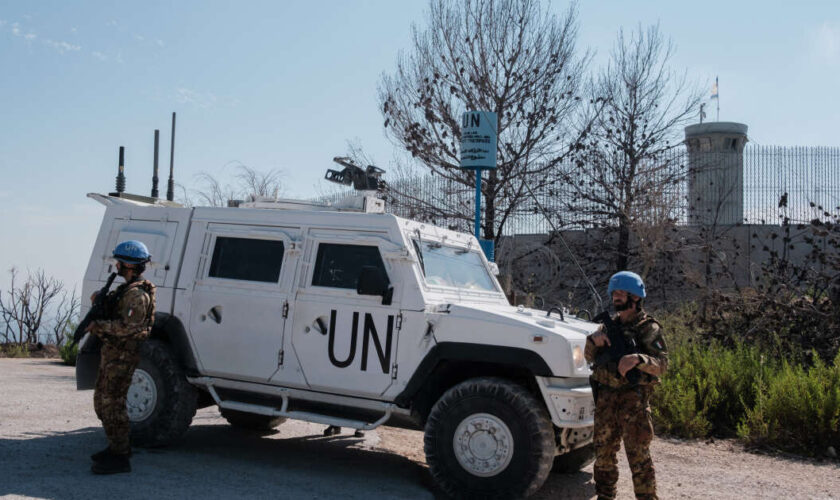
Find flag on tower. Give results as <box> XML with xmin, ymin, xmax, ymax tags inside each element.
<box><xmin>711</xmin><ymin>76</ymin><xmax>719</xmax><ymax>99</ymax></box>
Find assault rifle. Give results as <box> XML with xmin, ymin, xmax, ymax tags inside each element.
<box><xmin>70</xmin><ymin>272</ymin><xmax>117</xmax><ymax>347</ymax></box>
<box><xmin>589</xmin><ymin>311</ymin><xmax>642</xmax><ymax>402</ymax></box>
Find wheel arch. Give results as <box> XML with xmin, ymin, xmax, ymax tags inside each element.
<box><xmin>150</xmin><ymin>313</ymin><xmax>213</xmax><ymax>408</ymax></box>
<box><xmin>75</xmin><ymin>312</ymin><xmax>202</xmax><ymax>395</ymax></box>
<box><xmin>149</xmin><ymin>312</ymin><xmax>199</xmax><ymax>376</ymax></box>
<box><xmin>395</xmin><ymin>342</ymin><xmax>553</xmax><ymax>424</ymax></box>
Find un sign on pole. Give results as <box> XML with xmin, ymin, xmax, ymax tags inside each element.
<box><xmin>460</xmin><ymin>111</ymin><xmax>497</xmax><ymax>261</ymax></box>
<box><xmin>460</xmin><ymin>111</ymin><xmax>497</xmax><ymax>169</ymax></box>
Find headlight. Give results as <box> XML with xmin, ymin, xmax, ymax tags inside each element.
<box><xmin>572</xmin><ymin>345</ymin><xmax>585</xmax><ymax>369</ymax></box>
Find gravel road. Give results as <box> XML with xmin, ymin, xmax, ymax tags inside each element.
<box><xmin>1</xmin><ymin>359</ymin><xmax>838</xmax><ymax>499</ymax></box>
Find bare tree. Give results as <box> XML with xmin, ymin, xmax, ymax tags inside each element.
<box><xmin>48</xmin><ymin>289</ymin><xmax>80</xmax><ymax>346</ymax></box>
<box><xmin>189</xmin><ymin>163</ymin><xmax>285</xmax><ymax>207</ymax></box>
<box><xmin>561</xmin><ymin>24</ymin><xmax>703</xmax><ymax>271</ymax></box>
<box><xmin>192</xmin><ymin>172</ymin><xmax>239</xmax><ymax>208</ymax></box>
<box><xmin>0</xmin><ymin>268</ymin><xmax>66</xmax><ymax>345</ymax></box>
<box><xmin>235</xmin><ymin>164</ymin><xmax>285</xmax><ymax>199</ymax></box>
<box><xmin>174</xmin><ymin>182</ymin><xmax>195</xmax><ymax>208</ymax></box>
<box><xmin>380</xmin><ymin>0</ymin><xmax>590</xmax><ymax>241</ymax></box>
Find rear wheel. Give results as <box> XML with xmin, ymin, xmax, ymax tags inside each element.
<box><xmin>424</xmin><ymin>377</ymin><xmax>555</xmax><ymax>499</ymax></box>
<box><xmin>221</xmin><ymin>409</ymin><xmax>285</xmax><ymax>432</ymax></box>
<box><xmin>129</xmin><ymin>340</ymin><xmax>197</xmax><ymax>447</ymax></box>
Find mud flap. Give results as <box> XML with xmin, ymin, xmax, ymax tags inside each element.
<box><xmin>75</xmin><ymin>334</ymin><xmax>101</xmax><ymax>390</ymax></box>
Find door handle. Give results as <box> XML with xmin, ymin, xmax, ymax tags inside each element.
<box><xmin>314</xmin><ymin>317</ymin><xmax>328</xmax><ymax>335</ymax></box>
<box><xmin>208</xmin><ymin>306</ymin><xmax>223</xmax><ymax>324</ymax></box>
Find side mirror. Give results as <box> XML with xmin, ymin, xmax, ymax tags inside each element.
<box><xmin>357</xmin><ymin>266</ymin><xmax>393</xmax><ymax>305</ymax></box>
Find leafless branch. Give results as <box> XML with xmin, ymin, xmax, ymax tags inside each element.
<box><xmin>0</xmin><ymin>268</ymin><xmax>65</xmax><ymax>345</ymax></box>
<box><xmin>379</xmin><ymin>0</ymin><xmax>591</xmax><ymax>240</ymax></box>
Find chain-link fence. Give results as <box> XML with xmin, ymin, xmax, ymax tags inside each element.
<box><xmin>743</xmin><ymin>146</ymin><xmax>840</xmax><ymax>224</ymax></box>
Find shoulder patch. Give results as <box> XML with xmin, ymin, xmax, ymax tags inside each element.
<box><xmin>637</xmin><ymin>315</ymin><xmax>661</xmax><ymax>332</ymax></box>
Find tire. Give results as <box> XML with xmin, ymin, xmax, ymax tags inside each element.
<box><xmin>424</xmin><ymin>377</ymin><xmax>555</xmax><ymax>499</ymax></box>
<box><xmin>552</xmin><ymin>443</ymin><xmax>595</xmax><ymax>473</ymax></box>
<box><xmin>221</xmin><ymin>409</ymin><xmax>285</xmax><ymax>432</ymax></box>
<box><xmin>128</xmin><ymin>339</ymin><xmax>198</xmax><ymax>447</ymax></box>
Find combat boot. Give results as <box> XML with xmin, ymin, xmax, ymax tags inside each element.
<box><xmin>91</xmin><ymin>447</ymin><xmax>131</xmax><ymax>462</ymax></box>
<box><xmin>91</xmin><ymin>450</ymin><xmax>131</xmax><ymax>474</ymax></box>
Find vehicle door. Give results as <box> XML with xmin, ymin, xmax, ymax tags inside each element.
<box><xmin>188</xmin><ymin>224</ymin><xmax>298</xmax><ymax>382</ymax></box>
<box><xmin>97</xmin><ymin>218</ymin><xmax>181</xmax><ymax>287</ymax></box>
<box><xmin>287</xmin><ymin>231</ymin><xmax>401</xmax><ymax>398</ymax></box>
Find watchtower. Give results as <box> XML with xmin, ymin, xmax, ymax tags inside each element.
<box><xmin>684</xmin><ymin>122</ymin><xmax>748</xmax><ymax>225</ymax></box>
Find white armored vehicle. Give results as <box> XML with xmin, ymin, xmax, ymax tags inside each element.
<box><xmin>77</xmin><ymin>187</ymin><xmax>597</xmax><ymax>498</ymax></box>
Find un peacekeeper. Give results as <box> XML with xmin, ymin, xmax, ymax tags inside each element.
<box><xmin>87</xmin><ymin>240</ymin><xmax>156</xmax><ymax>474</ymax></box>
<box><xmin>584</xmin><ymin>271</ymin><xmax>668</xmax><ymax>500</ymax></box>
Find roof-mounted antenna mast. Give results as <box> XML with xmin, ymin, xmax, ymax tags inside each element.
<box><xmin>115</xmin><ymin>146</ymin><xmax>126</xmax><ymax>194</ymax></box>
<box><xmin>166</xmin><ymin>112</ymin><xmax>176</xmax><ymax>202</ymax></box>
<box><xmin>151</xmin><ymin>130</ymin><xmax>160</xmax><ymax>199</ymax></box>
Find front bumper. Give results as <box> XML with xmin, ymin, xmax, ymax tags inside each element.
<box><xmin>535</xmin><ymin>376</ymin><xmax>595</xmax><ymax>428</ymax></box>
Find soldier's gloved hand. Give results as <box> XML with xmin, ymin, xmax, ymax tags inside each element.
<box><xmin>618</xmin><ymin>354</ymin><xmax>641</xmax><ymax>377</ymax></box>
<box><xmin>589</xmin><ymin>328</ymin><xmax>611</xmax><ymax>347</ymax></box>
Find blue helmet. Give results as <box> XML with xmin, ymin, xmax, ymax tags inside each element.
<box><xmin>113</xmin><ymin>240</ymin><xmax>151</xmax><ymax>264</ymax></box>
<box><xmin>607</xmin><ymin>271</ymin><xmax>646</xmax><ymax>298</ymax></box>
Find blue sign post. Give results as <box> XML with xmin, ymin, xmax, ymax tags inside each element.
<box><xmin>460</xmin><ymin>111</ymin><xmax>497</xmax><ymax>260</ymax></box>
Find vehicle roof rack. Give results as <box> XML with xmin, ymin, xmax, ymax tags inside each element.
<box><xmin>88</xmin><ymin>193</ymin><xmax>184</xmax><ymax>207</ymax></box>
<box><xmin>235</xmin><ymin>194</ymin><xmax>385</xmax><ymax>213</ymax></box>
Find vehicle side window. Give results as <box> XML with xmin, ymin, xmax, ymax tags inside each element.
<box><xmin>312</xmin><ymin>243</ymin><xmax>389</xmax><ymax>289</ymax></box>
<box><xmin>208</xmin><ymin>237</ymin><xmax>284</xmax><ymax>283</ymax></box>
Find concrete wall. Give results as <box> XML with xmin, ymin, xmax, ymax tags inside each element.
<box><xmin>498</xmin><ymin>223</ymin><xmax>835</xmax><ymax>310</ymax></box>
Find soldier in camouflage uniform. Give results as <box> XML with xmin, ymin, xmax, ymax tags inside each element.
<box><xmin>88</xmin><ymin>240</ymin><xmax>156</xmax><ymax>474</ymax></box>
<box><xmin>584</xmin><ymin>271</ymin><xmax>668</xmax><ymax>500</ymax></box>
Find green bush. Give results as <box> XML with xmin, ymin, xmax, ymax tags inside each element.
<box><xmin>59</xmin><ymin>342</ymin><xmax>79</xmax><ymax>366</ymax></box>
<box><xmin>737</xmin><ymin>353</ymin><xmax>840</xmax><ymax>455</ymax></box>
<box><xmin>652</xmin><ymin>307</ymin><xmax>767</xmax><ymax>437</ymax></box>
<box><xmin>651</xmin><ymin>308</ymin><xmax>840</xmax><ymax>456</ymax></box>
<box><xmin>3</xmin><ymin>343</ymin><xmax>30</xmax><ymax>358</ymax></box>
<box><xmin>651</xmin><ymin>340</ymin><xmax>773</xmax><ymax>438</ymax></box>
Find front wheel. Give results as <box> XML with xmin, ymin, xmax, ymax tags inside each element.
<box><xmin>129</xmin><ymin>340</ymin><xmax>198</xmax><ymax>447</ymax></box>
<box><xmin>424</xmin><ymin>377</ymin><xmax>555</xmax><ymax>499</ymax></box>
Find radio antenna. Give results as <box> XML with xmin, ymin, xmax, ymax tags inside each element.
<box><xmin>151</xmin><ymin>129</ymin><xmax>160</xmax><ymax>198</ymax></box>
<box><xmin>166</xmin><ymin>112</ymin><xmax>176</xmax><ymax>201</ymax></box>
<box><xmin>115</xmin><ymin>146</ymin><xmax>126</xmax><ymax>194</ymax></box>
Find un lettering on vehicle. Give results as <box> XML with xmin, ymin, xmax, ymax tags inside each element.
<box><xmin>327</xmin><ymin>309</ymin><xmax>394</xmax><ymax>374</ymax></box>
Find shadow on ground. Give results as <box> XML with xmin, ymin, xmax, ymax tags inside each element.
<box><xmin>0</xmin><ymin>424</ymin><xmax>430</xmax><ymax>499</ymax></box>
<box><xmin>0</xmin><ymin>422</ymin><xmax>596</xmax><ymax>499</ymax></box>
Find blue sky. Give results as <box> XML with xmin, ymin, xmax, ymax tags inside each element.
<box><xmin>1</xmin><ymin>0</ymin><xmax>838</xmax><ymax>294</ymax></box>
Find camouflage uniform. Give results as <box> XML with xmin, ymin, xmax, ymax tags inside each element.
<box><xmin>90</xmin><ymin>278</ymin><xmax>156</xmax><ymax>455</ymax></box>
<box><xmin>584</xmin><ymin>310</ymin><xmax>668</xmax><ymax>500</ymax></box>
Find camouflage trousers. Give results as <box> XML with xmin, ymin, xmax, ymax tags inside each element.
<box><xmin>93</xmin><ymin>341</ymin><xmax>141</xmax><ymax>455</ymax></box>
<box><xmin>592</xmin><ymin>385</ymin><xmax>657</xmax><ymax>500</ymax></box>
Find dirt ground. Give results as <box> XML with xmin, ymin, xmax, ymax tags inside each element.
<box><xmin>1</xmin><ymin>358</ymin><xmax>838</xmax><ymax>499</ymax></box>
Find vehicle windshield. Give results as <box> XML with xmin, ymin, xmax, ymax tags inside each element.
<box><xmin>413</xmin><ymin>240</ymin><xmax>498</xmax><ymax>292</ymax></box>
